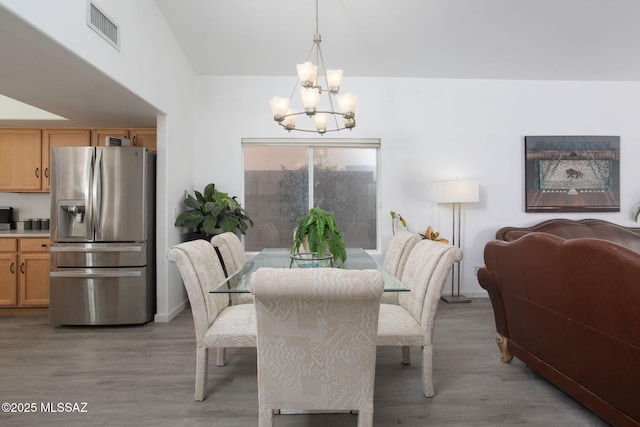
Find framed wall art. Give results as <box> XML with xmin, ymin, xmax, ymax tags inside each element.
<box><xmin>524</xmin><ymin>135</ymin><xmax>620</xmax><ymax>213</ymax></box>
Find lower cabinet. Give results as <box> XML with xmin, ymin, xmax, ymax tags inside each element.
<box><xmin>0</xmin><ymin>237</ymin><xmax>50</xmax><ymax>309</ymax></box>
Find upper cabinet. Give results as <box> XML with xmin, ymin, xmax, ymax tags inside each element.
<box><xmin>91</xmin><ymin>128</ymin><xmax>156</xmax><ymax>152</ymax></box>
<box><xmin>0</xmin><ymin>127</ymin><xmax>155</xmax><ymax>193</ymax></box>
<box><xmin>91</xmin><ymin>129</ymin><xmax>129</xmax><ymax>147</ymax></box>
<box><xmin>130</xmin><ymin>128</ymin><xmax>157</xmax><ymax>152</ymax></box>
<box><xmin>0</xmin><ymin>129</ymin><xmax>42</xmax><ymax>191</ymax></box>
<box><xmin>41</xmin><ymin>129</ymin><xmax>91</xmax><ymax>191</ymax></box>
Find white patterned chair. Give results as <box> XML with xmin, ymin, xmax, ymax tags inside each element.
<box><xmin>383</xmin><ymin>230</ymin><xmax>422</xmax><ymax>279</ymax></box>
<box><xmin>210</xmin><ymin>232</ymin><xmax>253</xmax><ymax>366</ymax></box>
<box><xmin>210</xmin><ymin>232</ymin><xmax>246</xmax><ymax>277</ymax></box>
<box><xmin>251</xmin><ymin>267</ymin><xmax>384</xmax><ymax>427</ymax></box>
<box><xmin>167</xmin><ymin>239</ymin><xmax>256</xmax><ymax>401</ymax></box>
<box><xmin>377</xmin><ymin>239</ymin><xmax>463</xmax><ymax>397</ymax></box>
<box><xmin>381</xmin><ymin>231</ymin><xmax>421</xmax><ymax>305</ymax></box>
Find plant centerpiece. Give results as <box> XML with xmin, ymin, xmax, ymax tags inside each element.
<box><xmin>292</xmin><ymin>207</ymin><xmax>347</xmax><ymax>263</ymax></box>
<box><xmin>175</xmin><ymin>183</ymin><xmax>253</xmax><ymax>239</ymax></box>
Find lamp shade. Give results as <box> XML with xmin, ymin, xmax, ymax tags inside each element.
<box><xmin>296</xmin><ymin>61</ymin><xmax>317</xmax><ymax>87</ymax></box>
<box><xmin>326</xmin><ymin>69</ymin><xmax>343</xmax><ymax>92</ymax></box>
<box><xmin>301</xmin><ymin>87</ymin><xmax>320</xmax><ymax>110</ymax></box>
<box><xmin>337</xmin><ymin>93</ymin><xmax>358</xmax><ymax>116</ymax></box>
<box><xmin>434</xmin><ymin>179</ymin><xmax>479</xmax><ymax>204</ymax></box>
<box><xmin>270</xmin><ymin>97</ymin><xmax>289</xmax><ymax>119</ymax></box>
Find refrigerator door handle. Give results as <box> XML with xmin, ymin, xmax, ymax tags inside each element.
<box><xmin>50</xmin><ymin>270</ymin><xmax>142</xmax><ymax>278</ymax></box>
<box><xmin>92</xmin><ymin>148</ymin><xmax>103</xmax><ymax>238</ymax></box>
<box><xmin>50</xmin><ymin>246</ymin><xmax>143</xmax><ymax>253</ymax></box>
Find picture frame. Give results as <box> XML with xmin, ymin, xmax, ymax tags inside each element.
<box><xmin>524</xmin><ymin>135</ymin><xmax>620</xmax><ymax>213</ymax></box>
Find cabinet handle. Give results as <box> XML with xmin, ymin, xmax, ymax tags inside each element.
<box><xmin>132</xmin><ymin>135</ymin><xmax>137</xmax><ymax>146</ymax></box>
<box><xmin>44</xmin><ymin>168</ymin><xmax>49</xmax><ymax>178</ymax></box>
<box><xmin>20</xmin><ymin>262</ymin><xmax>25</xmax><ymax>274</ymax></box>
<box><xmin>35</xmin><ymin>167</ymin><xmax>39</xmax><ymax>178</ymax></box>
<box><xmin>10</xmin><ymin>262</ymin><xmax>14</xmax><ymax>274</ymax></box>
<box><xmin>41</xmin><ymin>243</ymin><xmax>48</xmax><ymax>248</ymax></box>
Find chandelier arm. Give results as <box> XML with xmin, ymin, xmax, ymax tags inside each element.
<box><xmin>303</xmin><ymin>42</ymin><xmax>316</xmax><ymax>63</ymax></box>
<box><xmin>277</xmin><ymin>123</ymin><xmax>352</xmax><ymax>134</ymax></box>
<box><xmin>288</xmin><ymin>79</ymin><xmax>299</xmax><ymax>101</ymax></box>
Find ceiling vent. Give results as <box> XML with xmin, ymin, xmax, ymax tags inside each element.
<box><xmin>87</xmin><ymin>1</ymin><xmax>120</xmax><ymax>50</ymax></box>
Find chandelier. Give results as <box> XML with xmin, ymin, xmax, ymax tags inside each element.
<box><xmin>270</xmin><ymin>0</ymin><xmax>358</xmax><ymax>134</ymax></box>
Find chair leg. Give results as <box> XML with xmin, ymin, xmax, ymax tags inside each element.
<box><xmin>195</xmin><ymin>347</ymin><xmax>209</xmax><ymax>401</ymax></box>
<box><xmin>421</xmin><ymin>344</ymin><xmax>434</xmax><ymax>397</ymax></box>
<box><xmin>402</xmin><ymin>346</ymin><xmax>411</xmax><ymax>364</ymax></box>
<box><xmin>357</xmin><ymin>408</ymin><xmax>373</xmax><ymax>427</ymax></box>
<box><xmin>258</xmin><ymin>408</ymin><xmax>274</xmax><ymax>427</ymax></box>
<box><xmin>216</xmin><ymin>348</ymin><xmax>227</xmax><ymax>367</ymax></box>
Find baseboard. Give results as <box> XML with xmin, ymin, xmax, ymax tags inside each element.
<box><xmin>153</xmin><ymin>299</ymin><xmax>188</xmax><ymax>323</ymax></box>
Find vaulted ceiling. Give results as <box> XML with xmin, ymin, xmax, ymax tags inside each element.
<box><xmin>155</xmin><ymin>0</ymin><xmax>640</xmax><ymax>81</ymax></box>
<box><xmin>2</xmin><ymin>0</ymin><xmax>640</xmax><ymax>128</ymax></box>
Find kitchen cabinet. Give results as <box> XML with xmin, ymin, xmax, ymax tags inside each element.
<box><xmin>42</xmin><ymin>129</ymin><xmax>91</xmax><ymax>191</ymax></box>
<box><xmin>0</xmin><ymin>237</ymin><xmax>49</xmax><ymax>308</ymax></box>
<box><xmin>91</xmin><ymin>128</ymin><xmax>129</xmax><ymax>146</ymax></box>
<box><xmin>130</xmin><ymin>128</ymin><xmax>157</xmax><ymax>152</ymax></box>
<box><xmin>0</xmin><ymin>127</ymin><xmax>155</xmax><ymax>193</ymax></box>
<box><xmin>0</xmin><ymin>238</ymin><xmax>18</xmax><ymax>305</ymax></box>
<box><xmin>0</xmin><ymin>129</ymin><xmax>42</xmax><ymax>191</ymax></box>
<box><xmin>18</xmin><ymin>238</ymin><xmax>50</xmax><ymax>306</ymax></box>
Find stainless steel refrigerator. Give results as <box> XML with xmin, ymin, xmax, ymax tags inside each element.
<box><xmin>49</xmin><ymin>146</ymin><xmax>155</xmax><ymax>325</ymax></box>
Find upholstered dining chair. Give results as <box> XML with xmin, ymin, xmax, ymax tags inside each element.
<box><xmin>210</xmin><ymin>232</ymin><xmax>246</xmax><ymax>277</ymax></box>
<box><xmin>251</xmin><ymin>267</ymin><xmax>384</xmax><ymax>427</ymax></box>
<box><xmin>381</xmin><ymin>231</ymin><xmax>421</xmax><ymax>305</ymax></box>
<box><xmin>167</xmin><ymin>239</ymin><xmax>256</xmax><ymax>401</ymax></box>
<box><xmin>383</xmin><ymin>230</ymin><xmax>422</xmax><ymax>279</ymax></box>
<box><xmin>377</xmin><ymin>239</ymin><xmax>463</xmax><ymax>397</ymax></box>
<box><xmin>210</xmin><ymin>232</ymin><xmax>253</xmax><ymax>366</ymax></box>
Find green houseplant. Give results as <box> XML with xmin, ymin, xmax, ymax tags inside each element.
<box><xmin>292</xmin><ymin>207</ymin><xmax>347</xmax><ymax>263</ymax></box>
<box><xmin>175</xmin><ymin>183</ymin><xmax>253</xmax><ymax>239</ymax></box>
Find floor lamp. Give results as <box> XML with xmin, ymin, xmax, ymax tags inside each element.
<box><xmin>434</xmin><ymin>179</ymin><xmax>479</xmax><ymax>303</ymax></box>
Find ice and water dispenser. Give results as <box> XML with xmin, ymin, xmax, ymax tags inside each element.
<box><xmin>56</xmin><ymin>199</ymin><xmax>89</xmax><ymax>239</ymax></box>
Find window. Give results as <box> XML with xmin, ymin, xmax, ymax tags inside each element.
<box><xmin>243</xmin><ymin>138</ymin><xmax>380</xmax><ymax>252</ymax></box>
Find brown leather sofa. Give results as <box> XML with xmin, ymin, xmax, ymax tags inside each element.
<box><xmin>478</xmin><ymin>219</ymin><xmax>640</xmax><ymax>427</ymax></box>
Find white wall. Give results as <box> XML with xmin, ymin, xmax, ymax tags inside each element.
<box><xmin>1</xmin><ymin>0</ymin><xmax>197</xmax><ymax>320</ymax></box>
<box><xmin>196</xmin><ymin>76</ymin><xmax>640</xmax><ymax>296</ymax></box>
<box><xmin>4</xmin><ymin>0</ymin><xmax>640</xmax><ymax>304</ymax></box>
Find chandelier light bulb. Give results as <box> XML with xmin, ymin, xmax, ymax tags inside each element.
<box><xmin>270</xmin><ymin>96</ymin><xmax>290</xmax><ymax>120</ymax></box>
<box><xmin>301</xmin><ymin>87</ymin><xmax>320</xmax><ymax>114</ymax></box>
<box><xmin>282</xmin><ymin>108</ymin><xmax>298</xmax><ymax>130</ymax></box>
<box><xmin>326</xmin><ymin>69</ymin><xmax>343</xmax><ymax>93</ymax></box>
<box><xmin>313</xmin><ymin>113</ymin><xmax>329</xmax><ymax>133</ymax></box>
<box><xmin>337</xmin><ymin>93</ymin><xmax>358</xmax><ymax>117</ymax></box>
<box><xmin>296</xmin><ymin>61</ymin><xmax>318</xmax><ymax>88</ymax></box>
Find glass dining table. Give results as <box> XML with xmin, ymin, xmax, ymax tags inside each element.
<box><xmin>210</xmin><ymin>248</ymin><xmax>409</xmax><ymax>294</ymax></box>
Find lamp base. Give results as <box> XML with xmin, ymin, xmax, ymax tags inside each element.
<box><xmin>441</xmin><ymin>294</ymin><xmax>471</xmax><ymax>303</ymax></box>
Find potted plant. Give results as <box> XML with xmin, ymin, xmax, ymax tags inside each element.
<box><xmin>292</xmin><ymin>207</ymin><xmax>347</xmax><ymax>263</ymax></box>
<box><xmin>175</xmin><ymin>183</ymin><xmax>253</xmax><ymax>240</ymax></box>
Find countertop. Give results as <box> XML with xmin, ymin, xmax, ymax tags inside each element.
<box><xmin>0</xmin><ymin>230</ymin><xmax>51</xmax><ymax>238</ymax></box>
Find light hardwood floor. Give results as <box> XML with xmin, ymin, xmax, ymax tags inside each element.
<box><xmin>0</xmin><ymin>299</ymin><xmax>607</xmax><ymax>426</ymax></box>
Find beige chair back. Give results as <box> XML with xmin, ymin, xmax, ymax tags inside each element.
<box><xmin>251</xmin><ymin>267</ymin><xmax>384</xmax><ymax>426</ymax></box>
<box><xmin>383</xmin><ymin>231</ymin><xmax>421</xmax><ymax>280</ymax></box>
<box><xmin>210</xmin><ymin>232</ymin><xmax>246</xmax><ymax>276</ymax></box>
<box><xmin>167</xmin><ymin>240</ymin><xmax>229</xmax><ymax>343</ymax></box>
<box><xmin>399</xmin><ymin>239</ymin><xmax>463</xmax><ymax>336</ymax></box>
